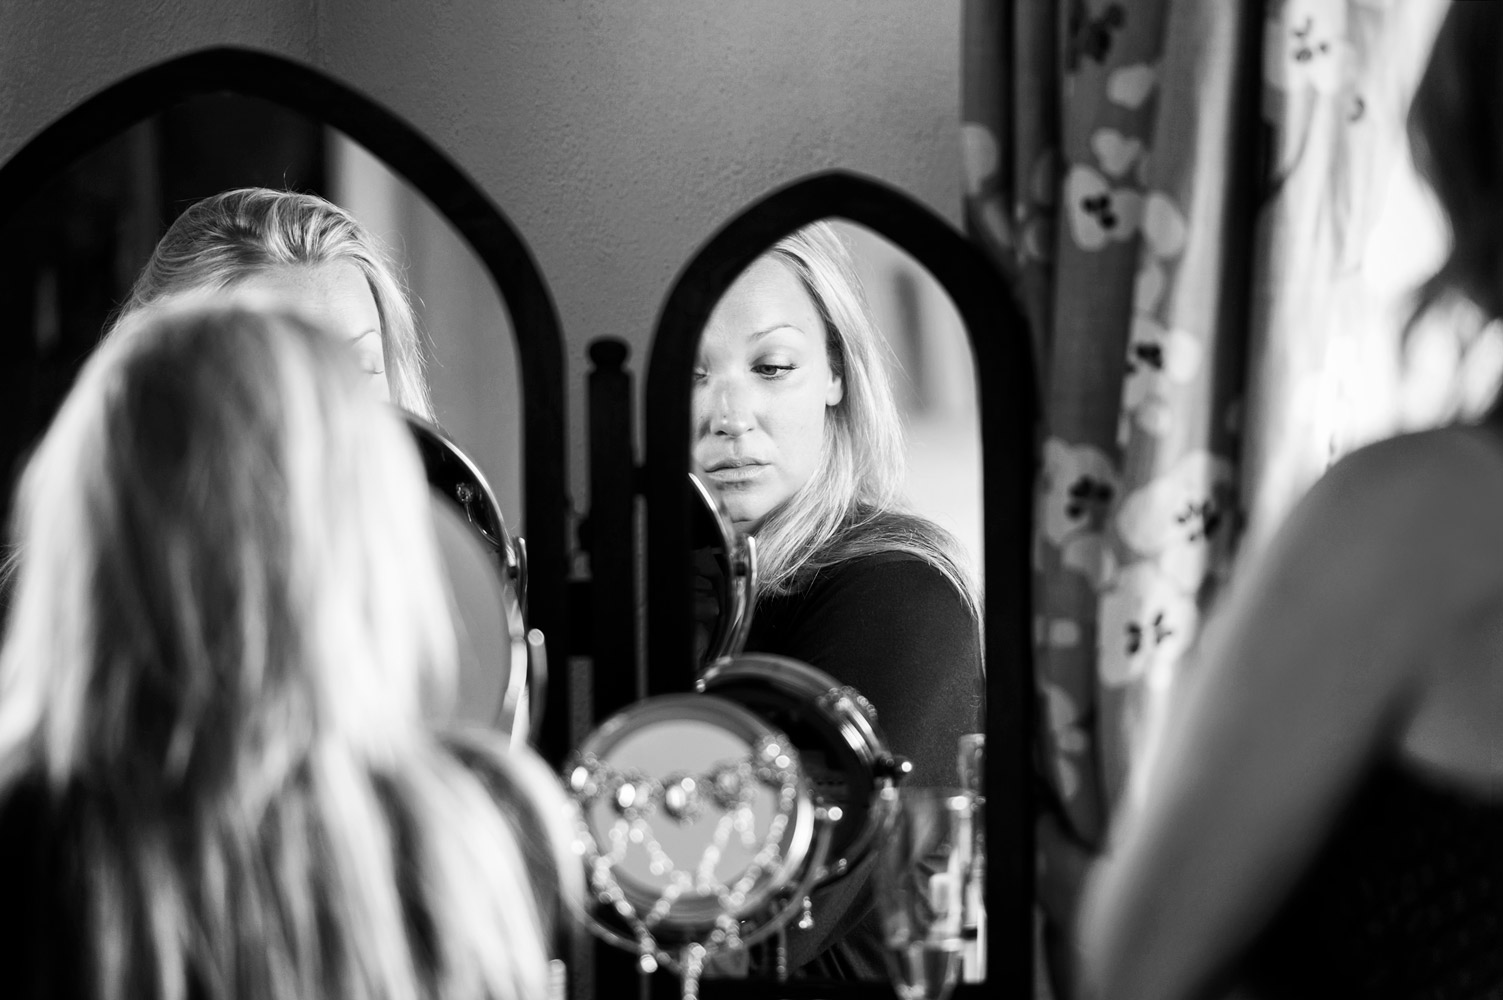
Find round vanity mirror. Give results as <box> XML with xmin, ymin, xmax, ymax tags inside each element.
<box><xmin>408</xmin><ymin>412</ymin><xmax>541</xmax><ymax>743</ymax></box>
<box><xmin>689</xmin><ymin>471</ymin><xmax>756</xmax><ymax>667</ymax></box>
<box><xmin>697</xmin><ymin>652</ymin><xmax>907</xmax><ymax>883</ymax></box>
<box><xmin>568</xmin><ymin>694</ymin><xmax>815</xmax><ymax>933</ymax></box>
<box><xmin>565</xmin><ymin>692</ymin><xmax>841</xmax><ymax>996</ymax></box>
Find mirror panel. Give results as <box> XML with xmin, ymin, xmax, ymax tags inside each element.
<box><xmin>642</xmin><ymin>172</ymin><xmax>1036</xmax><ymax>995</ymax></box>
<box><xmin>682</xmin><ymin>218</ymin><xmax>986</xmax><ymax>985</ymax></box>
<box><xmin>0</xmin><ymin>92</ymin><xmax>527</xmax><ymax>728</ymax></box>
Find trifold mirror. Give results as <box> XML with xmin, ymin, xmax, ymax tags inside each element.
<box><xmin>0</xmin><ymin>49</ymin><xmax>1036</xmax><ymax>1000</ymax></box>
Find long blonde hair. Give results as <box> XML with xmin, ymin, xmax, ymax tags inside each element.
<box><xmin>749</xmin><ymin>223</ymin><xmax>981</xmax><ymax>625</ymax></box>
<box><xmin>0</xmin><ymin>302</ymin><xmax>573</xmax><ymax>1000</ymax></box>
<box><xmin>117</xmin><ymin>187</ymin><xmax>435</xmax><ymax>420</ymax></box>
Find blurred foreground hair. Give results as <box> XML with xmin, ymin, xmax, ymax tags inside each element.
<box><xmin>0</xmin><ymin>301</ymin><xmax>576</xmax><ymax>1000</ymax></box>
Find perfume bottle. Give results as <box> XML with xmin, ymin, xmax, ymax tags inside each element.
<box><xmin>957</xmin><ymin>733</ymin><xmax>986</xmax><ymax>982</ymax></box>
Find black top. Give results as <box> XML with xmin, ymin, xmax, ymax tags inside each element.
<box><xmin>744</xmin><ymin>549</ymin><xmax>983</xmax><ymax>980</ymax></box>
<box><xmin>1</xmin><ymin>781</ymin><xmax>98</xmax><ymax>1000</ymax></box>
<box><xmin>1237</xmin><ymin>758</ymin><xmax>1503</xmax><ymax>998</ymax></box>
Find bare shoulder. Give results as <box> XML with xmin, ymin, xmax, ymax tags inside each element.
<box><xmin>1285</xmin><ymin>425</ymin><xmax>1503</xmax><ymax>605</ymax></box>
<box><xmin>1314</xmin><ymin>425</ymin><xmax>1503</xmax><ymax>522</ymax></box>
<box><xmin>1331</xmin><ymin>424</ymin><xmax>1503</xmax><ymax>485</ymax></box>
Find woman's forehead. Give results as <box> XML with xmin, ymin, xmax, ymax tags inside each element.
<box><xmin>236</xmin><ymin>260</ymin><xmax>381</xmax><ymax>342</ymax></box>
<box><xmin>702</xmin><ymin>255</ymin><xmax>824</xmax><ymax>349</ymax></box>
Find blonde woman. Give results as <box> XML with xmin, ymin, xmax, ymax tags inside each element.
<box><xmin>117</xmin><ymin>186</ymin><xmax>435</xmax><ymax>420</ymax></box>
<box><xmin>0</xmin><ymin>301</ymin><xmax>575</xmax><ymax>1000</ymax></box>
<box><xmin>691</xmin><ymin>221</ymin><xmax>983</xmax><ymax>978</ymax></box>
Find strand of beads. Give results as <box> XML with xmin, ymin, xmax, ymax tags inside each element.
<box><xmin>712</xmin><ymin>734</ymin><xmax>801</xmax><ymax>914</ymax></box>
<box><xmin>563</xmin><ymin>728</ymin><xmax>803</xmax><ymax>979</ymax></box>
<box><xmin>582</xmin><ymin>818</ymin><xmax>664</xmax><ymax>972</ymax></box>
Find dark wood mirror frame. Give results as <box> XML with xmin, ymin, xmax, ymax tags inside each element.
<box><xmin>0</xmin><ymin>46</ymin><xmax>574</xmax><ymax>763</ymax></box>
<box><xmin>639</xmin><ymin>171</ymin><xmax>1039</xmax><ymax>998</ymax></box>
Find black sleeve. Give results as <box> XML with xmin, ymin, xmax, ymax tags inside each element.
<box><xmin>760</xmin><ymin>554</ymin><xmax>983</xmax><ymax>788</ymax></box>
<box><xmin>0</xmin><ymin>783</ymin><xmax>88</xmax><ymax>1000</ymax></box>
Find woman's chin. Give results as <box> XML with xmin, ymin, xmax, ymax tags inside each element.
<box><xmin>720</xmin><ymin>499</ymin><xmax>768</xmax><ymax>536</ymax></box>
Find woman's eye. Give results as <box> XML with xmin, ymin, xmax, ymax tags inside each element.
<box><xmin>753</xmin><ymin>363</ymin><xmax>795</xmax><ymax>378</ymax></box>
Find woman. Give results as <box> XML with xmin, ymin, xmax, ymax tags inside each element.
<box><xmin>0</xmin><ymin>301</ymin><xmax>575</xmax><ymax>1000</ymax></box>
<box><xmin>1078</xmin><ymin>8</ymin><xmax>1503</xmax><ymax>998</ymax></box>
<box><xmin>115</xmin><ymin>187</ymin><xmax>540</xmax><ymax>740</ymax></box>
<box><xmin>114</xmin><ymin>186</ymin><xmax>435</xmax><ymax>420</ymax></box>
<box><xmin>691</xmin><ymin>221</ymin><xmax>983</xmax><ymax>978</ymax></box>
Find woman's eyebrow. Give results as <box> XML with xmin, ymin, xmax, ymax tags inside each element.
<box><xmin>750</xmin><ymin>323</ymin><xmax>802</xmax><ymax>342</ymax></box>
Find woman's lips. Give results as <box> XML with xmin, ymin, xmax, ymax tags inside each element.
<box><xmin>703</xmin><ymin>462</ymin><xmax>768</xmax><ymax>486</ymax></box>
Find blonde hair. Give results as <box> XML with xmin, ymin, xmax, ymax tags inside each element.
<box><xmin>117</xmin><ymin>187</ymin><xmax>435</xmax><ymax>420</ymax></box>
<box><xmin>749</xmin><ymin>223</ymin><xmax>981</xmax><ymax>625</ymax></box>
<box><xmin>0</xmin><ymin>302</ymin><xmax>574</xmax><ymax>1000</ymax></box>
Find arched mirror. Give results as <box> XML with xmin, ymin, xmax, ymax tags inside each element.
<box><xmin>686</xmin><ymin>222</ymin><xmax>983</xmax><ymax>673</ymax></box>
<box><xmin>638</xmin><ymin>172</ymin><xmax>1037</xmax><ymax>997</ymax></box>
<box><xmin>0</xmin><ymin>48</ymin><xmax>571</xmax><ymax>759</ymax></box>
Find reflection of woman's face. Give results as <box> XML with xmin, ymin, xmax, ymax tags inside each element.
<box><xmin>236</xmin><ymin>261</ymin><xmax>389</xmax><ymax>401</ymax></box>
<box><xmin>692</xmin><ymin>256</ymin><xmax>843</xmax><ymax>533</ymax></box>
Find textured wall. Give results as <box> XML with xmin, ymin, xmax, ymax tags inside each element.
<box><xmin>1</xmin><ymin>0</ymin><xmax>964</xmax><ymax>517</ymax></box>
<box><xmin>0</xmin><ymin>0</ymin><xmax>313</xmax><ymax>157</ymax></box>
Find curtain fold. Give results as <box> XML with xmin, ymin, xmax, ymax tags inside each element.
<box><xmin>964</xmin><ymin>0</ymin><xmax>1252</xmax><ymax>855</ymax></box>
<box><xmin>1241</xmin><ymin>0</ymin><xmax>1451</xmax><ymax>554</ymax></box>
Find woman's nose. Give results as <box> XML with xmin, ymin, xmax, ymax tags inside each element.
<box><xmin>709</xmin><ymin>381</ymin><xmax>753</xmax><ymax>437</ymax></box>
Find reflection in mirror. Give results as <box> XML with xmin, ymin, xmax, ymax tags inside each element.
<box><xmin>690</xmin><ymin>471</ymin><xmax>757</xmax><ymax>666</ymax></box>
<box><xmin>687</xmin><ymin>220</ymin><xmax>985</xmax><ymax>982</ymax></box>
<box><xmin>1</xmin><ymin>93</ymin><xmax>523</xmax><ymax>526</ymax></box>
<box><xmin>0</xmin><ymin>93</ymin><xmax>526</xmax><ymax>728</ymax></box>
<box><xmin>409</xmin><ymin>412</ymin><xmax>541</xmax><ymax>738</ymax></box>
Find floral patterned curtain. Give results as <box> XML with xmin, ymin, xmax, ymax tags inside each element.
<box><xmin>962</xmin><ymin>0</ymin><xmax>1258</xmax><ymax>854</ymax></box>
<box><xmin>962</xmin><ymin>1</ymin><xmax>1449</xmax><ymax>996</ymax></box>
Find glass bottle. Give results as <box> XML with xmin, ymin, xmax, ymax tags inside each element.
<box><xmin>956</xmin><ymin>733</ymin><xmax>986</xmax><ymax>982</ymax></box>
